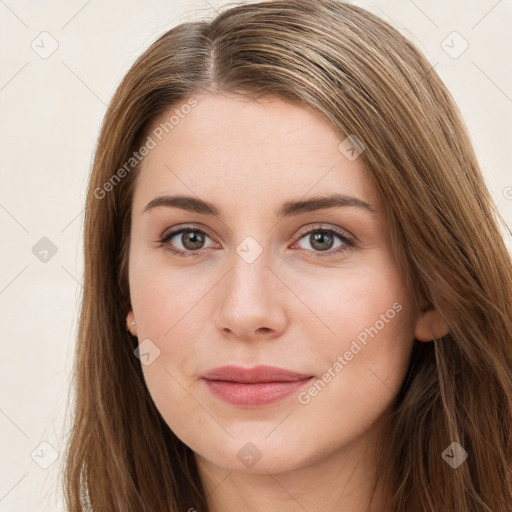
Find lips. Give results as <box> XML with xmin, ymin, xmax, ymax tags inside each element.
<box><xmin>201</xmin><ymin>365</ymin><xmax>313</xmax><ymax>407</ymax></box>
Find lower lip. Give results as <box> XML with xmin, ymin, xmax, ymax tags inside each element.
<box><xmin>203</xmin><ymin>378</ymin><xmax>313</xmax><ymax>407</ymax></box>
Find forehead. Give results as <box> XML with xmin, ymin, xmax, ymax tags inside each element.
<box><xmin>132</xmin><ymin>93</ymin><xmax>382</xmax><ymax>216</ymax></box>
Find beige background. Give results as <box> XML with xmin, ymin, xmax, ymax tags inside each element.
<box><xmin>1</xmin><ymin>0</ymin><xmax>511</xmax><ymax>510</ymax></box>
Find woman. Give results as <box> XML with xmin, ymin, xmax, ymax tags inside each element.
<box><xmin>63</xmin><ymin>1</ymin><xmax>512</xmax><ymax>510</ymax></box>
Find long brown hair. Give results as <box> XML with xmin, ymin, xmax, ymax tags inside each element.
<box><xmin>62</xmin><ymin>1</ymin><xmax>512</xmax><ymax>510</ymax></box>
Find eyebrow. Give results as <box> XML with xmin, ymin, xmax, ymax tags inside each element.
<box><xmin>143</xmin><ymin>193</ymin><xmax>376</xmax><ymax>218</ymax></box>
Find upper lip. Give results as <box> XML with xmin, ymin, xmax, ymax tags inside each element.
<box><xmin>202</xmin><ymin>365</ymin><xmax>312</xmax><ymax>383</ymax></box>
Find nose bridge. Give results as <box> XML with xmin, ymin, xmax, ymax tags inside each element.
<box><xmin>226</xmin><ymin>237</ymin><xmax>273</xmax><ymax>303</ymax></box>
<box><xmin>214</xmin><ymin>233</ymin><xmax>287</xmax><ymax>338</ymax></box>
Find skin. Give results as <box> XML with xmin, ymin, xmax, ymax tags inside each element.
<box><xmin>127</xmin><ymin>93</ymin><xmax>448</xmax><ymax>512</ymax></box>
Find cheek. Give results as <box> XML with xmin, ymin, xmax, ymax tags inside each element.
<box><xmin>129</xmin><ymin>260</ymin><xmax>218</xmax><ymax>398</ymax></box>
<box><xmin>129</xmin><ymin>264</ymin><xmax>211</xmax><ymax>433</ymax></box>
<box><xmin>129</xmin><ymin>255</ymin><xmax>209</xmax><ymax>341</ymax></box>
<box><xmin>293</xmin><ymin>259</ymin><xmax>415</xmax><ymax>348</ymax></box>
<box><xmin>298</xmin><ymin>265</ymin><xmax>415</xmax><ymax>407</ymax></box>
<box><xmin>291</xmin><ymin>259</ymin><xmax>416</xmax><ymax>405</ymax></box>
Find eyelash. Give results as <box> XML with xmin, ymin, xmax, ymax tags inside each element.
<box><xmin>156</xmin><ymin>223</ymin><xmax>356</xmax><ymax>259</ymax></box>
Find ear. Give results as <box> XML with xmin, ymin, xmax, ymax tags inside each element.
<box><xmin>414</xmin><ymin>308</ymin><xmax>449</xmax><ymax>342</ymax></box>
<box><xmin>126</xmin><ymin>310</ymin><xmax>138</xmax><ymax>337</ymax></box>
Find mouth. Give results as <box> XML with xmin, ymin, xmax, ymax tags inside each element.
<box><xmin>201</xmin><ymin>365</ymin><xmax>314</xmax><ymax>407</ymax></box>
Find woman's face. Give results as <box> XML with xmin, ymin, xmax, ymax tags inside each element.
<box><xmin>128</xmin><ymin>93</ymin><xmax>420</xmax><ymax>476</ymax></box>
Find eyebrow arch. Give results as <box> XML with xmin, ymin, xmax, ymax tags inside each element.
<box><xmin>143</xmin><ymin>193</ymin><xmax>376</xmax><ymax>218</ymax></box>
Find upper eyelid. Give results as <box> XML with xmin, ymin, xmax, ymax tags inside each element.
<box><xmin>295</xmin><ymin>223</ymin><xmax>352</xmax><ymax>240</ymax></box>
<box><xmin>160</xmin><ymin>223</ymin><xmax>214</xmax><ymax>241</ymax></box>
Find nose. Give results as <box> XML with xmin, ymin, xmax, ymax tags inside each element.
<box><xmin>214</xmin><ymin>248</ymin><xmax>289</xmax><ymax>342</ymax></box>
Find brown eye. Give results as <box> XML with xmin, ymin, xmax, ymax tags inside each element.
<box><xmin>159</xmin><ymin>227</ymin><xmax>214</xmax><ymax>257</ymax></box>
<box><xmin>178</xmin><ymin>230</ymin><xmax>206</xmax><ymax>250</ymax></box>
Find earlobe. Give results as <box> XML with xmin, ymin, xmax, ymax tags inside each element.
<box><xmin>126</xmin><ymin>310</ymin><xmax>137</xmax><ymax>337</ymax></box>
<box><xmin>414</xmin><ymin>308</ymin><xmax>449</xmax><ymax>342</ymax></box>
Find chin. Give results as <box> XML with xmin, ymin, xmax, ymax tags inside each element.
<box><xmin>193</xmin><ymin>434</ymin><xmax>320</xmax><ymax>476</ymax></box>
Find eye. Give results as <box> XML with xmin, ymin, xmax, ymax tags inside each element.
<box><xmin>292</xmin><ymin>224</ymin><xmax>355</xmax><ymax>258</ymax></box>
<box><xmin>157</xmin><ymin>226</ymin><xmax>216</xmax><ymax>257</ymax></box>
<box><xmin>156</xmin><ymin>223</ymin><xmax>356</xmax><ymax>259</ymax></box>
